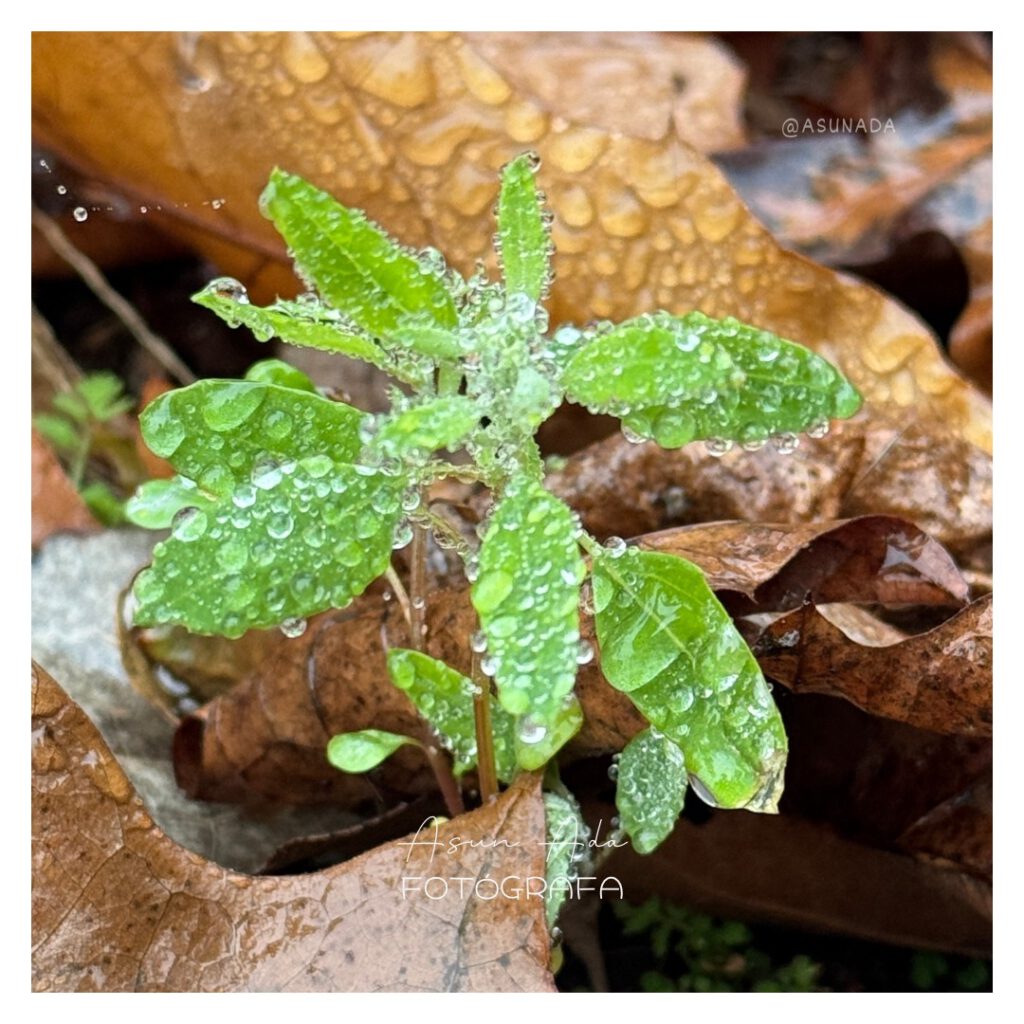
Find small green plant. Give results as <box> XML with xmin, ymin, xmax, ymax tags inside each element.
<box><xmin>35</xmin><ymin>371</ymin><xmax>135</xmax><ymax>524</ymax></box>
<box><xmin>613</xmin><ymin>898</ymin><xmax>823</xmax><ymax>992</ymax></box>
<box><xmin>126</xmin><ymin>156</ymin><xmax>861</xmax><ymax>890</ymax></box>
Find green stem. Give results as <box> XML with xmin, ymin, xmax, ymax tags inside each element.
<box><xmin>68</xmin><ymin>429</ymin><xmax>92</xmax><ymax>489</ymax></box>
<box><xmin>471</xmin><ymin>651</ymin><xmax>499</xmax><ymax>803</ymax></box>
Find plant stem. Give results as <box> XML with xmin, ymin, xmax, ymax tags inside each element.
<box><xmin>471</xmin><ymin>652</ymin><xmax>499</xmax><ymax>803</ymax></box>
<box><xmin>422</xmin><ymin>739</ymin><xmax>465</xmax><ymax>818</ymax></box>
<box><xmin>384</xmin><ymin>565</ymin><xmax>411</xmax><ymax>627</ymax></box>
<box><xmin>409</xmin><ymin>523</ymin><xmax>427</xmax><ymax>649</ymax></box>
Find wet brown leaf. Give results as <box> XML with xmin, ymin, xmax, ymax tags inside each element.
<box><xmin>747</xmin><ymin>595</ymin><xmax>992</xmax><ymax>737</ymax></box>
<box><xmin>639</xmin><ymin>514</ymin><xmax>968</xmax><ymax>611</ymax></box>
<box><xmin>548</xmin><ymin>418</ymin><xmax>992</xmax><ymax>558</ymax></box>
<box><xmin>949</xmin><ymin>219</ymin><xmax>992</xmax><ymax>392</ymax></box>
<box><xmin>583</xmin><ymin>793</ymin><xmax>990</xmax><ymax>956</ymax></box>
<box><xmin>31</xmin><ymin>428</ymin><xmax>99</xmax><ymax>549</ymax></box>
<box><xmin>32</xmin><ymin>663</ymin><xmax>554</xmax><ymax>992</ymax></box>
<box><xmin>32</xmin><ymin>31</ymin><xmax>990</xmax><ymax>454</ymax></box>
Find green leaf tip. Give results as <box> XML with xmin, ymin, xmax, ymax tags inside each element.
<box><xmin>497</xmin><ymin>151</ymin><xmax>552</xmax><ymax>304</ymax></box>
<box><xmin>326</xmin><ymin>729</ymin><xmax>415</xmax><ymax>773</ymax></box>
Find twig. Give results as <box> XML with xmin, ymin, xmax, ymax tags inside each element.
<box><xmin>32</xmin><ymin>206</ymin><xmax>196</xmax><ymax>386</ymax></box>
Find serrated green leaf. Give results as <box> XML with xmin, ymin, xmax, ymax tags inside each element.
<box><xmin>259</xmin><ymin>168</ymin><xmax>457</xmax><ymax>339</ymax></box>
<box><xmin>497</xmin><ymin>153</ymin><xmax>551</xmax><ymax>303</ymax></box>
<box><xmin>615</xmin><ymin>728</ymin><xmax>688</xmax><ymax>854</ymax></box>
<box><xmin>139</xmin><ymin>379</ymin><xmax>365</xmax><ymax>495</ymax></box>
<box><xmin>79</xmin><ymin>481</ymin><xmax>126</xmax><ymax>526</ymax></box>
<box><xmin>125</xmin><ymin>476</ymin><xmax>218</xmax><ymax>529</ymax></box>
<box><xmin>132</xmin><ymin>457</ymin><xmax>401</xmax><ymax>637</ymax></box>
<box><xmin>33</xmin><ymin>413</ymin><xmax>80</xmax><ymax>452</ymax></box>
<box><xmin>243</xmin><ymin>358</ymin><xmax>317</xmax><ymax>393</ymax></box>
<box><xmin>563</xmin><ymin>312</ymin><xmax>862</xmax><ymax>448</ymax></box>
<box><xmin>370</xmin><ymin>397</ymin><xmax>479</xmax><ymax>459</ymax></box>
<box><xmin>326</xmin><ymin>729</ymin><xmax>415</xmax><ymax>772</ymax></box>
<box><xmin>386</xmin><ymin>649</ymin><xmax>516</xmax><ymax>781</ymax></box>
<box><xmin>51</xmin><ymin>391</ymin><xmax>89</xmax><ymax>424</ymax></box>
<box><xmin>472</xmin><ymin>480</ymin><xmax>584</xmax><ymax>739</ymax></box>
<box><xmin>593</xmin><ymin>547</ymin><xmax>786</xmax><ymax>811</ymax></box>
<box><xmin>194</xmin><ymin>285</ymin><xmax>393</xmax><ymax>371</ymax></box>
<box><xmin>543</xmin><ymin>789</ymin><xmax>586</xmax><ymax>929</ymax></box>
<box><xmin>76</xmin><ymin>372</ymin><xmax>133</xmax><ymax>422</ymax></box>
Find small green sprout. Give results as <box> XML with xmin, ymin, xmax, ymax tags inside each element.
<box><xmin>35</xmin><ymin>371</ymin><xmax>135</xmax><ymax>524</ymax></box>
<box><xmin>126</xmin><ymin>155</ymin><xmax>861</xmax><ymax>889</ymax></box>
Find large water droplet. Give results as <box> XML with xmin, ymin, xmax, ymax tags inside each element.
<box><xmin>171</xmin><ymin>506</ymin><xmax>208</xmax><ymax>542</ymax></box>
<box><xmin>517</xmin><ymin>715</ymin><xmax>547</xmax><ymax>745</ymax></box>
<box><xmin>604</xmin><ymin>536</ymin><xmax>627</xmax><ymax>558</ymax></box>
<box><xmin>280</xmin><ymin>617</ymin><xmax>308</xmax><ymax>638</ymax></box>
<box><xmin>72</xmin><ymin>207</ymin><xmax>88</xmax><ymax>222</ymax></box>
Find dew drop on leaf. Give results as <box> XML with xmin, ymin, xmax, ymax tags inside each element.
<box><xmin>280</xmin><ymin>617</ymin><xmax>308</xmax><ymax>638</ymax></box>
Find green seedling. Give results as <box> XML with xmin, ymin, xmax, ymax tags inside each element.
<box><xmin>35</xmin><ymin>371</ymin><xmax>135</xmax><ymax>524</ymax></box>
<box><xmin>126</xmin><ymin>156</ymin><xmax>862</xmax><ymax>914</ymax></box>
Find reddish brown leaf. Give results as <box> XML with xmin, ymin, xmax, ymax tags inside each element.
<box><xmin>898</xmin><ymin>777</ymin><xmax>992</xmax><ymax>878</ymax></box>
<box><xmin>748</xmin><ymin>595</ymin><xmax>992</xmax><ymax>737</ymax></box>
<box><xmin>639</xmin><ymin>515</ymin><xmax>969</xmax><ymax>611</ymax></box>
<box><xmin>31</xmin><ymin>428</ymin><xmax>99</xmax><ymax>549</ymax></box>
<box><xmin>32</xmin><ymin>664</ymin><xmax>554</xmax><ymax>992</ymax></box>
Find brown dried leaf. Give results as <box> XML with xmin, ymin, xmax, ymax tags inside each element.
<box><xmin>32</xmin><ymin>31</ymin><xmax>990</xmax><ymax>453</ymax></box>
<box><xmin>32</xmin><ymin>664</ymin><xmax>554</xmax><ymax>992</ymax></box>
<box><xmin>31</xmin><ymin>428</ymin><xmax>99</xmax><ymax>550</ymax></box>
<box><xmin>639</xmin><ymin>514</ymin><xmax>968</xmax><ymax>611</ymax></box>
<box><xmin>747</xmin><ymin>595</ymin><xmax>992</xmax><ymax>736</ymax></box>
<box><xmin>548</xmin><ymin>417</ymin><xmax>992</xmax><ymax>559</ymax></box>
<box><xmin>949</xmin><ymin>219</ymin><xmax>992</xmax><ymax>392</ymax></box>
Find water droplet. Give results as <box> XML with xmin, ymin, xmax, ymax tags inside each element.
<box><xmin>771</xmin><ymin>432</ymin><xmax>800</xmax><ymax>455</ymax></box>
<box><xmin>280</xmin><ymin>617</ymin><xmax>307</xmax><ymax>638</ymax></box>
<box><xmin>705</xmin><ymin>437</ymin><xmax>733</xmax><ymax>458</ymax></box>
<box><xmin>464</xmin><ymin>556</ymin><xmax>480</xmax><ymax>583</ymax></box>
<box><xmin>392</xmin><ymin>521</ymin><xmax>413</xmax><ymax>549</ymax></box>
<box><xmin>689</xmin><ymin>774</ymin><xmax>719</xmax><ymax>807</ymax></box>
<box><xmin>604</xmin><ymin>536</ymin><xmax>627</xmax><ymax>558</ymax></box>
<box><xmin>171</xmin><ymin>506</ymin><xmax>208</xmax><ymax>542</ymax></box>
<box><xmin>576</xmin><ymin>639</ymin><xmax>594</xmax><ymax>665</ymax></box>
<box><xmin>806</xmin><ymin>418</ymin><xmax>830</xmax><ymax>439</ymax></box>
<box><xmin>72</xmin><ymin>207</ymin><xmax>88</xmax><ymax>222</ymax></box>
<box><xmin>56</xmin><ymin>184</ymin><xmax>67</xmax><ymax>195</ymax></box>
<box><xmin>607</xmin><ymin>761</ymin><xmax>619</xmax><ymax>781</ymax></box>
<box><xmin>621</xmin><ymin>425</ymin><xmax>646</xmax><ymax>445</ymax></box>
<box><xmin>267</xmin><ymin>512</ymin><xmax>294</xmax><ymax>539</ymax></box>
<box><xmin>251</xmin><ymin>456</ymin><xmax>284</xmax><ymax>490</ymax></box>
<box><xmin>470</xmin><ymin>630</ymin><xmax>488</xmax><ymax>653</ymax></box>
<box><xmin>209</xmin><ymin>276</ymin><xmax>249</xmax><ymax>304</ymax></box>
<box><xmin>480</xmin><ymin>655</ymin><xmax>498</xmax><ymax>677</ymax></box>
<box><xmin>517</xmin><ymin>715</ymin><xmax>547</xmax><ymax>744</ymax></box>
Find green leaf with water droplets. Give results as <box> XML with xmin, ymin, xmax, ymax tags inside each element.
<box><xmin>515</xmin><ymin>695</ymin><xmax>583</xmax><ymax>772</ymax></box>
<box><xmin>472</xmin><ymin>480</ymin><xmax>584</xmax><ymax>761</ymax></box>
<box><xmin>563</xmin><ymin>312</ymin><xmax>862</xmax><ymax>448</ymax></box>
<box><xmin>132</xmin><ymin>457</ymin><xmax>402</xmax><ymax>638</ymax></box>
<box><xmin>369</xmin><ymin>397</ymin><xmax>480</xmax><ymax>460</ymax></box>
<box><xmin>544</xmin><ymin>789</ymin><xmax>587</xmax><ymax>929</ymax></box>
<box><xmin>125</xmin><ymin>476</ymin><xmax>218</xmax><ymax>530</ymax></box>
<box><xmin>615</xmin><ymin>728</ymin><xmax>688</xmax><ymax>854</ymax></box>
<box><xmin>326</xmin><ymin>729</ymin><xmax>416</xmax><ymax>773</ymax></box>
<box><xmin>386</xmin><ymin>649</ymin><xmax>516</xmax><ymax>781</ymax></box>
<box><xmin>140</xmin><ymin>379</ymin><xmax>365</xmax><ymax>496</ymax></box>
<box><xmin>259</xmin><ymin>168</ymin><xmax>458</xmax><ymax>340</ymax></box>
<box><xmin>497</xmin><ymin>153</ymin><xmax>551</xmax><ymax>303</ymax></box>
<box><xmin>243</xmin><ymin>358</ymin><xmax>317</xmax><ymax>393</ymax></box>
<box><xmin>593</xmin><ymin>547</ymin><xmax>787</xmax><ymax>811</ymax></box>
<box><xmin>193</xmin><ymin>284</ymin><xmax>393</xmax><ymax>372</ymax></box>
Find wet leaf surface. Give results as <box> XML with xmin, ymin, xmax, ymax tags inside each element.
<box><xmin>745</xmin><ymin>595</ymin><xmax>992</xmax><ymax>737</ymax></box>
<box><xmin>32</xmin><ymin>31</ymin><xmax>990</xmax><ymax>457</ymax></box>
<box><xmin>32</xmin><ymin>663</ymin><xmax>554</xmax><ymax>992</ymax></box>
<box><xmin>31</xmin><ymin>428</ymin><xmax>100</xmax><ymax>549</ymax></box>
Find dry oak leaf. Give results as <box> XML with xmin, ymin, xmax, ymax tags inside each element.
<box><xmin>31</xmin><ymin>31</ymin><xmax>989</xmax><ymax>453</ymax></box>
<box><xmin>747</xmin><ymin>594</ymin><xmax>992</xmax><ymax>737</ymax></box>
<box><xmin>169</xmin><ymin>517</ymin><xmax>972</xmax><ymax>807</ymax></box>
<box><xmin>32</xmin><ymin>664</ymin><xmax>554</xmax><ymax>992</ymax></box>
<box><xmin>31</xmin><ymin>428</ymin><xmax>99</xmax><ymax>550</ymax></box>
